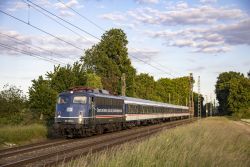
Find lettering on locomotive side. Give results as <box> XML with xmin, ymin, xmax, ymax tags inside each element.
<box><xmin>96</xmin><ymin>108</ymin><xmax>123</xmax><ymax>113</ymax></box>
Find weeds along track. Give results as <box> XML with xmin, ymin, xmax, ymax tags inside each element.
<box><xmin>0</xmin><ymin>118</ymin><xmax>196</xmax><ymax>167</ymax></box>
<box><xmin>0</xmin><ymin>139</ymin><xmax>73</xmax><ymax>158</ymax></box>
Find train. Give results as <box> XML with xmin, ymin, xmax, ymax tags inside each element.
<box><xmin>54</xmin><ymin>87</ymin><xmax>190</xmax><ymax>137</ymax></box>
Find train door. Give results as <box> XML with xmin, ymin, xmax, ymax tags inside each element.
<box><xmin>90</xmin><ymin>96</ymin><xmax>96</xmax><ymax>127</ymax></box>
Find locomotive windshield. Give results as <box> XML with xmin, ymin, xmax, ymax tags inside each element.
<box><xmin>57</xmin><ymin>96</ymin><xmax>70</xmax><ymax>104</ymax></box>
<box><xmin>73</xmin><ymin>96</ymin><xmax>87</xmax><ymax>104</ymax></box>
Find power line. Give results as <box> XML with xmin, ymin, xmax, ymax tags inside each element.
<box><xmin>56</xmin><ymin>0</ymin><xmax>105</xmax><ymax>32</ymax></box>
<box><xmin>55</xmin><ymin>0</ymin><xmax>177</xmax><ymax>77</ymax></box>
<box><xmin>27</xmin><ymin>0</ymin><xmax>101</xmax><ymax>41</ymax></box>
<box><xmin>29</xmin><ymin>0</ymin><xmax>176</xmax><ymax>77</ymax></box>
<box><xmin>22</xmin><ymin>0</ymin><xmax>93</xmax><ymax>44</ymax></box>
<box><xmin>2</xmin><ymin>2</ymin><xmax>177</xmax><ymax>77</ymax></box>
<box><xmin>0</xmin><ymin>32</ymin><xmax>71</xmax><ymax>61</ymax></box>
<box><xmin>0</xmin><ymin>9</ymin><xmax>84</xmax><ymax>52</ymax></box>
<box><xmin>129</xmin><ymin>54</ymin><xmax>174</xmax><ymax>76</ymax></box>
<box><xmin>0</xmin><ymin>42</ymin><xmax>66</xmax><ymax>65</ymax></box>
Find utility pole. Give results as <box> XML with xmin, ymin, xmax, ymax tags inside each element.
<box><xmin>206</xmin><ymin>95</ymin><xmax>208</xmax><ymax>117</ymax></box>
<box><xmin>198</xmin><ymin>76</ymin><xmax>201</xmax><ymax>119</ymax></box>
<box><xmin>210</xmin><ymin>94</ymin><xmax>213</xmax><ymax>116</ymax></box>
<box><xmin>121</xmin><ymin>73</ymin><xmax>126</xmax><ymax>96</ymax></box>
<box><xmin>189</xmin><ymin>73</ymin><xmax>194</xmax><ymax>118</ymax></box>
<box><xmin>168</xmin><ymin>93</ymin><xmax>171</xmax><ymax>104</ymax></box>
<box><xmin>213</xmin><ymin>99</ymin><xmax>216</xmax><ymax>116</ymax></box>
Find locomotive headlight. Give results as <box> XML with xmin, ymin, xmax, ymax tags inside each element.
<box><xmin>79</xmin><ymin>111</ymin><xmax>83</xmax><ymax>123</ymax></box>
<box><xmin>56</xmin><ymin>111</ymin><xmax>61</xmax><ymax>118</ymax></box>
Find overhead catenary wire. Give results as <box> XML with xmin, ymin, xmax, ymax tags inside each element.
<box><xmin>0</xmin><ymin>32</ymin><xmax>73</xmax><ymax>61</ymax></box>
<box><xmin>55</xmin><ymin>0</ymin><xmax>177</xmax><ymax>77</ymax></box>
<box><xmin>27</xmin><ymin>0</ymin><xmax>174</xmax><ymax>77</ymax></box>
<box><xmin>22</xmin><ymin>0</ymin><xmax>94</xmax><ymax>45</ymax></box>
<box><xmin>56</xmin><ymin>0</ymin><xmax>105</xmax><ymax>32</ymax></box>
<box><xmin>0</xmin><ymin>10</ymin><xmax>84</xmax><ymax>52</ymax></box>
<box><xmin>1</xmin><ymin>2</ymin><xmax>176</xmax><ymax>77</ymax></box>
<box><xmin>27</xmin><ymin>0</ymin><xmax>101</xmax><ymax>41</ymax></box>
<box><xmin>0</xmin><ymin>42</ymin><xmax>66</xmax><ymax>65</ymax></box>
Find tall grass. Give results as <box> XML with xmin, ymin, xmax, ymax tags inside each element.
<box><xmin>0</xmin><ymin>124</ymin><xmax>47</xmax><ymax>147</ymax></box>
<box><xmin>62</xmin><ymin>117</ymin><xmax>250</xmax><ymax>167</ymax></box>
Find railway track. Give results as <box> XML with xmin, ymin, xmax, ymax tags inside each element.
<box><xmin>0</xmin><ymin>118</ymin><xmax>196</xmax><ymax>167</ymax></box>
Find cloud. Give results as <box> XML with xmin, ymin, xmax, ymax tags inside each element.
<box><xmin>0</xmin><ymin>28</ymin><xmax>95</xmax><ymax>62</ymax></box>
<box><xmin>114</xmin><ymin>22</ymin><xmax>136</xmax><ymax>29</ymax></box>
<box><xmin>216</xmin><ymin>19</ymin><xmax>250</xmax><ymax>45</ymax></box>
<box><xmin>6</xmin><ymin>1</ymin><xmax>27</xmax><ymax>12</ymax></box>
<box><xmin>54</xmin><ymin>0</ymin><xmax>83</xmax><ymax>18</ymax></box>
<box><xmin>59</xmin><ymin>10</ymin><xmax>75</xmax><ymax>17</ymax></box>
<box><xmin>145</xmin><ymin>18</ymin><xmax>250</xmax><ymax>53</ymax></box>
<box><xmin>129</xmin><ymin>48</ymin><xmax>160</xmax><ymax>62</ymax></box>
<box><xmin>100</xmin><ymin>2</ymin><xmax>247</xmax><ymax>28</ymax></box>
<box><xmin>127</xmin><ymin>5</ymin><xmax>246</xmax><ymax>26</ymax></box>
<box><xmin>99</xmin><ymin>13</ymin><xmax>126</xmax><ymax>21</ymax></box>
<box><xmin>192</xmin><ymin>47</ymin><xmax>230</xmax><ymax>54</ymax></box>
<box><xmin>200</xmin><ymin>0</ymin><xmax>217</xmax><ymax>3</ymax></box>
<box><xmin>187</xmin><ymin>66</ymin><xmax>206</xmax><ymax>72</ymax></box>
<box><xmin>6</xmin><ymin>0</ymin><xmax>52</xmax><ymax>12</ymax></box>
<box><xmin>135</xmin><ymin>0</ymin><xmax>159</xmax><ymax>4</ymax></box>
<box><xmin>54</xmin><ymin>0</ymin><xmax>82</xmax><ymax>10</ymax></box>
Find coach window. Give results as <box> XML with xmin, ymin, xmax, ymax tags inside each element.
<box><xmin>73</xmin><ymin>96</ymin><xmax>87</xmax><ymax>104</ymax></box>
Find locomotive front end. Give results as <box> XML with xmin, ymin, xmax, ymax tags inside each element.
<box><xmin>54</xmin><ymin>90</ymin><xmax>92</xmax><ymax>137</ymax></box>
<box><xmin>55</xmin><ymin>92</ymin><xmax>88</xmax><ymax>125</ymax></box>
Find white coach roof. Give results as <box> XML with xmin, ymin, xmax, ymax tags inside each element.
<box><xmin>124</xmin><ymin>96</ymin><xmax>188</xmax><ymax>110</ymax></box>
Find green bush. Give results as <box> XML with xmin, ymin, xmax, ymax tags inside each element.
<box><xmin>0</xmin><ymin>124</ymin><xmax>47</xmax><ymax>146</ymax></box>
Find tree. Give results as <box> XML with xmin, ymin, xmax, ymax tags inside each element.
<box><xmin>85</xmin><ymin>73</ymin><xmax>103</xmax><ymax>89</ymax></box>
<box><xmin>134</xmin><ymin>73</ymin><xmax>161</xmax><ymax>101</ymax></box>
<box><xmin>0</xmin><ymin>84</ymin><xmax>27</xmax><ymax>115</ymax></box>
<box><xmin>29</xmin><ymin>76</ymin><xmax>57</xmax><ymax>119</ymax></box>
<box><xmin>248</xmin><ymin>70</ymin><xmax>250</xmax><ymax>79</ymax></box>
<box><xmin>227</xmin><ymin>77</ymin><xmax>250</xmax><ymax>117</ymax></box>
<box><xmin>215</xmin><ymin>71</ymin><xmax>250</xmax><ymax>117</ymax></box>
<box><xmin>155</xmin><ymin>78</ymin><xmax>174</xmax><ymax>103</ymax></box>
<box><xmin>172</xmin><ymin>77</ymin><xmax>190</xmax><ymax>105</ymax></box>
<box><xmin>46</xmin><ymin>62</ymin><xmax>87</xmax><ymax>93</ymax></box>
<box><xmin>81</xmin><ymin>28</ymin><xmax>136</xmax><ymax>96</ymax></box>
<box><xmin>155</xmin><ymin>76</ymin><xmax>190</xmax><ymax>106</ymax></box>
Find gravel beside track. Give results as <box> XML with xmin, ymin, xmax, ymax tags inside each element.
<box><xmin>0</xmin><ymin>118</ymin><xmax>196</xmax><ymax>167</ymax></box>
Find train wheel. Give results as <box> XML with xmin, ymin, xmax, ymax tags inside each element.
<box><xmin>96</xmin><ymin>125</ymin><xmax>104</xmax><ymax>135</ymax></box>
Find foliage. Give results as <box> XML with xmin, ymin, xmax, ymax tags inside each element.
<box><xmin>29</xmin><ymin>76</ymin><xmax>57</xmax><ymax>118</ymax></box>
<box><xmin>215</xmin><ymin>71</ymin><xmax>250</xmax><ymax>118</ymax></box>
<box><xmin>0</xmin><ymin>85</ymin><xmax>28</xmax><ymax>125</ymax></box>
<box><xmin>46</xmin><ymin>62</ymin><xmax>87</xmax><ymax>93</ymax></box>
<box><xmin>85</xmin><ymin>73</ymin><xmax>103</xmax><ymax>89</ymax></box>
<box><xmin>0</xmin><ymin>85</ymin><xmax>27</xmax><ymax>115</ymax></box>
<box><xmin>81</xmin><ymin>28</ymin><xmax>136</xmax><ymax>96</ymax></box>
<box><xmin>0</xmin><ymin>124</ymin><xmax>47</xmax><ymax>147</ymax></box>
<box><xmin>134</xmin><ymin>74</ymin><xmax>191</xmax><ymax>106</ymax></box>
<box><xmin>134</xmin><ymin>73</ymin><xmax>159</xmax><ymax>101</ymax></box>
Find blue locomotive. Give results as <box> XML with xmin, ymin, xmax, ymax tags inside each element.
<box><xmin>54</xmin><ymin>87</ymin><xmax>190</xmax><ymax>137</ymax></box>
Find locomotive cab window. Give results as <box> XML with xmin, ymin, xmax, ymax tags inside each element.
<box><xmin>57</xmin><ymin>96</ymin><xmax>69</xmax><ymax>104</ymax></box>
<box><xmin>73</xmin><ymin>96</ymin><xmax>87</xmax><ymax>104</ymax></box>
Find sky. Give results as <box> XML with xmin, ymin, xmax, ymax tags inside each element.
<box><xmin>0</xmin><ymin>0</ymin><xmax>249</xmax><ymax>101</ymax></box>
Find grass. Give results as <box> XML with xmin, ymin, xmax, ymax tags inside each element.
<box><xmin>61</xmin><ymin>117</ymin><xmax>250</xmax><ymax>167</ymax></box>
<box><xmin>0</xmin><ymin>124</ymin><xmax>48</xmax><ymax>148</ymax></box>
